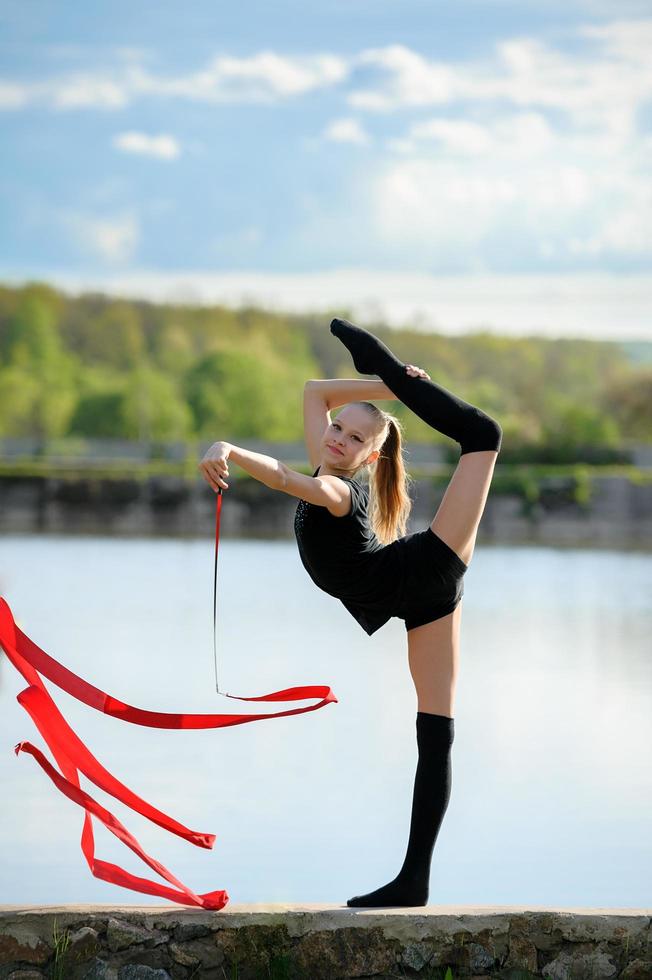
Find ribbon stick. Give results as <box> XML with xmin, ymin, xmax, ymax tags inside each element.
<box><xmin>214</xmin><ymin>485</ymin><xmax>222</xmax><ymax>693</ymax></box>
<box><xmin>0</xmin><ymin>494</ymin><xmax>337</xmax><ymax>909</ymax></box>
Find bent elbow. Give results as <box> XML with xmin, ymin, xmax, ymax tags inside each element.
<box><xmin>277</xmin><ymin>461</ymin><xmax>289</xmax><ymax>492</ymax></box>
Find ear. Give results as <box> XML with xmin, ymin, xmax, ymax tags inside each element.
<box><xmin>366</xmin><ymin>449</ymin><xmax>381</xmax><ymax>466</ymax></box>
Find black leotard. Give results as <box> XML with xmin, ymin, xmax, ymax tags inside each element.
<box><xmin>293</xmin><ymin>466</ymin><xmax>406</xmax><ymax>634</ymax></box>
<box><xmin>293</xmin><ymin>465</ymin><xmax>469</xmax><ymax>635</ymax></box>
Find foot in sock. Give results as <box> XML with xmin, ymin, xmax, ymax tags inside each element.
<box><xmin>330</xmin><ymin>316</ymin><xmax>402</xmax><ymax>376</ymax></box>
<box><xmin>347</xmin><ymin>871</ymin><xmax>429</xmax><ymax>908</ymax></box>
<box><xmin>330</xmin><ymin>317</ymin><xmax>502</xmax><ymax>455</ymax></box>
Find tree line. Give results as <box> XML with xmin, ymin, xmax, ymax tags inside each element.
<box><xmin>0</xmin><ymin>281</ymin><xmax>650</xmax><ymax>463</ymax></box>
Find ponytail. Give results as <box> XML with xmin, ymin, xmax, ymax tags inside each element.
<box><xmin>354</xmin><ymin>402</ymin><xmax>413</xmax><ymax>544</ymax></box>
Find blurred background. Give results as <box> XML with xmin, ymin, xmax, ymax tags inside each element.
<box><xmin>0</xmin><ymin>0</ymin><xmax>650</xmax><ymax>910</ymax></box>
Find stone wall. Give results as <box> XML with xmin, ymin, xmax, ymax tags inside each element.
<box><xmin>0</xmin><ymin>471</ymin><xmax>651</xmax><ymax>548</ymax></box>
<box><xmin>0</xmin><ymin>904</ymin><xmax>650</xmax><ymax>980</ymax></box>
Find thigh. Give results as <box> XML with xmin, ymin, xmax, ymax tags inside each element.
<box><xmin>430</xmin><ymin>450</ymin><xmax>498</xmax><ymax>567</ymax></box>
<box><xmin>393</xmin><ymin>527</ymin><xmax>467</xmax><ymax>633</ymax></box>
<box><xmin>406</xmin><ymin>602</ymin><xmax>463</xmax><ymax>717</ymax></box>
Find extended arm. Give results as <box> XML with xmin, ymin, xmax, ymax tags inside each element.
<box><xmin>306</xmin><ymin>378</ymin><xmax>398</xmax><ymax>409</ymax></box>
<box><xmin>199</xmin><ymin>441</ymin><xmax>351</xmax><ymax>511</ymax></box>
<box><xmin>222</xmin><ymin>444</ymin><xmax>286</xmax><ymax>490</ymax></box>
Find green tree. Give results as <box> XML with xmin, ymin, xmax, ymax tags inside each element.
<box><xmin>185</xmin><ymin>348</ymin><xmax>290</xmax><ymax>440</ymax></box>
<box><xmin>0</xmin><ymin>289</ymin><xmax>79</xmax><ymax>438</ymax></box>
<box><xmin>68</xmin><ymin>367</ymin><xmax>194</xmax><ymax>440</ymax></box>
<box><xmin>3</xmin><ymin>291</ymin><xmax>63</xmax><ymax>368</ymax></box>
<box><xmin>85</xmin><ymin>301</ymin><xmax>146</xmax><ymax>369</ymax></box>
<box><xmin>154</xmin><ymin>320</ymin><xmax>196</xmax><ymax>374</ymax></box>
<box><xmin>541</xmin><ymin>393</ymin><xmax>621</xmax><ymax>449</ymax></box>
<box><xmin>120</xmin><ymin>366</ymin><xmax>195</xmax><ymax>440</ymax></box>
<box><xmin>0</xmin><ymin>366</ymin><xmax>41</xmax><ymax>437</ymax></box>
<box><xmin>68</xmin><ymin>391</ymin><xmax>126</xmax><ymax>437</ymax></box>
<box><xmin>602</xmin><ymin>369</ymin><xmax>652</xmax><ymax>441</ymax></box>
<box><xmin>0</xmin><ymin>280</ymin><xmax>650</xmax><ymax>452</ymax></box>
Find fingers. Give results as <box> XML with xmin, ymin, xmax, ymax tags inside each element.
<box><xmin>197</xmin><ymin>461</ymin><xmax>229</xmax><ymax>492</ymax></box>
<box><xmin>405</xmin><ymin>364</ymin><xmax>431</xmax><ymax>380</ymax></box>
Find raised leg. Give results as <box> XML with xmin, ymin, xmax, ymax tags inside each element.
<box><xmin>330</xmin><ymin>317</ymin><xmax>502</xmax><ymax>455</ymax></box>
<box><xmin>430</xmin><ymin>450</ymin><xmax>499</xmax><ymax>567</ymax></box>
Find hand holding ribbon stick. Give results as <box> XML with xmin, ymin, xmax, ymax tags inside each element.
<box><xmin>199</xmin><ymin>441</ymin><xmax>231</xmax><ymax>492</ymax></box>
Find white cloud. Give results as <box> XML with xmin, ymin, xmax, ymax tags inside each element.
<box><xmin>169</xmin><ymin>51</ymin><xmax>347</xmax><ymax>101</ymax></box>
<box><xmin>579</xmin><ymin>17</ymin><xmax>652</xmax><ymax>63</ymax></box>
<box><xmin>0</xmin><ymin>81</ymin><xmax>30</xmax><ymax>109</ymax></box>
<box><xmin>406</xmin><ymin>111</ymin><xmax>555</xmax><ymax>156</ymax></box>
<box><xmin>373</xmin><ymin>160</ymin><xmax>518</xmax><ymax>250</ymax></box>
<box><xmin>60</xmin><ymin>211</ymin><xmax>140</xmax><ymax>263</ymax></box>
<box><xmin>348</xmin><ymin>25</ymin><xmax>652</xmax><ymax>148</ymax></box>
<box><xmin>407</xmin><ymin>118</ymin><xmax>494</xmax><ymax>155</ymax></box>
<box><xmin>0</xmin><ymin>52</ymin><xmax>135</xmax><ymax>111</ymax></box>
<box><xmin>49</xmin><ymin>73</ymin><xmax>130</xmax><ymax>110</ymax></box>
<box><xmin>568</xmin><ymin>178</ymin><xmax>652</xmax><ymax>255</ymax></box>
<box><xmin>0</xmin><ymin>52</ymin><xmax>348</xmax><ymax>111</ymax></box>
<box><xmin>368</xmin><ymin>150</ymin><xmax>652</xmax><ymax>261</ymax></box>
<box><xmin>350</xmin><ymin>45</ymin><xmax>458</xmax><ymax>110</ymax></box>
<box><xmin>113</xmin><ymin>131</ymin><xmax>181</xmax><ymax>160</ymax></box>
<box><xmin>0</xmin><ymin>21</ymin><xmax>649</xmax><ymax>136</ymax></box>
<box><xmin>322</xmin><ymin>117</ymin><xmax>370</xmax><ymax>145</ymax></box>
<box><xmin>2</xmin><ymin>21</ymin><xmax>651</xmax><ymax>270</ymax></box>
<box><xmin>358</xmin><ymin>18</ymin><xmax>652</xmax><ymax>264</ymax></box>
<box><xmin>369</xmin><ymin>65</ymin><xmax>652</xmax><ymax>260</ymax></box>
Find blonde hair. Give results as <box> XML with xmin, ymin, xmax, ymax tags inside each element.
<box><xmin>349</xmin><ymin>401</ymin><xmax>413</xmax><ymax>545</ymax></box>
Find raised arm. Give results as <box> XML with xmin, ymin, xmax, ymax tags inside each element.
<box><xmin>302</xmin><ymin>379</ymin><xmax>398</xmax><ymax>471</ymax></box>
<box><xmin>306</xmin><ymin>378</ymin><xmax>398</xmax><ymax>409</ymax></box>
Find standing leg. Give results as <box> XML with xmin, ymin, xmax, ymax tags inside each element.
<box><xmin>347</xmin><ymin>608</ymin><xmax>460</xmax><ymax>908</ymax></box>
<box><xmin>347</xmin><ymin>453</ymin><xmax>498</xmax><ymax>908</ymax></box>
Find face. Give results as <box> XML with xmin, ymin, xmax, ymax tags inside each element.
<box><xmin>322</xmin><ymin>407</ymin><xmax>379</xmax><ymax>471</ymax></box>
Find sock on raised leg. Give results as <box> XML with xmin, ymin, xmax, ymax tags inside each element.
<box><xmin>330</xmin><ymin>317</ymin><xmax>502</xmax><ymax>455</ymax></box>
<box><xmin>346</xmin><ymin>712</ymin><xmax>455</xmax><ymax>908</ymax></box>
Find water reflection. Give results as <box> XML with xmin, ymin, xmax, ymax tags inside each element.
<box><xmin>1</xmin><ymin>536</ymin><xmax>650</xmax><ymax>908</ymax></box>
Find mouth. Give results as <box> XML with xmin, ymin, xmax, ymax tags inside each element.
<box><xmin>327</xmin><ymin>445</ymin><xmax>344</xmax><ymax>456</ymax></box>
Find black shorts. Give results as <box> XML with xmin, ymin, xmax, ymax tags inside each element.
<box><xmin>393</xmin><ymin>527</ymin><xmax>469</xmax><ymax>631</ymax></box>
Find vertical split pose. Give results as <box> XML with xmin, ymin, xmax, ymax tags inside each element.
<box><xmin>200</xmin><ymin>317</ymin><xmax>502</xmax><ymax>908</ymax></box>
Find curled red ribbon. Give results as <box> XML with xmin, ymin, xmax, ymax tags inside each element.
<box><xmin>0</xmin><ymin>493</ymin><xmax>337</xmax><ymax>910</ymax></box>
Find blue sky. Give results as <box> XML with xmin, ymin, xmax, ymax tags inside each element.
<box><xmin>1</xmin><ymin>0</ymin><xmax>651</xmax><ymax>339</ymax></box>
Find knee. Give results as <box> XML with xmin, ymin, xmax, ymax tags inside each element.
<box><xmin>483</xmin><ymin>414</ymin><xmax>503</xmax><ymax>453</ymax></box>
<box><xmin>460</xmin><ymin>409</ymin><xmax>502</xmax><ymax>455</ymax></box>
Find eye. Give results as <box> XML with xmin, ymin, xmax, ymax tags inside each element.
<box><xmin>333</xmin><ymin>423</ymin><xmax>362</xmax><ymax>442</ymax></box>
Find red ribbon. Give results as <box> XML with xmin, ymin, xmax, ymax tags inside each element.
<box><xmin>0</xmin><ymin>491</ymin><xmax>337</xmax><ymax>910</ymax></box>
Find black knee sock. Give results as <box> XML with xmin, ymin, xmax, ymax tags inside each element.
<box><xmin>347</xmin><ymin>711</ymin><xmax>455</xmax><ymax>908</ymax></box>
<box><xmin>330</xmin><ymin>317</ymin><xmax>502</xmax><ymax>455</ymax></box>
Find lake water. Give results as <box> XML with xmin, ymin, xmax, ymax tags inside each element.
<box><xmin>0</xmin><ymin>534</ymin><xmax>650</xmax><ymax>909</ymax></box>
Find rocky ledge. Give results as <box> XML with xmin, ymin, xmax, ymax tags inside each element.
<box><xmin>0</xmin><ymin>904</ymin><xmax>649</xmax><ymax>980</ymax></box>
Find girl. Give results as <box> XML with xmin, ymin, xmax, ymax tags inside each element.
<box><xmin>199</xmin><ymin>317</ymin><xmax>502</xmax><ymax>908</ymax></box>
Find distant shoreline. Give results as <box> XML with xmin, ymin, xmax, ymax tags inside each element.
<box><xmin>1</xmin><ymin>468</ymin><xmax>650</xmax><ymax>548</ymax></box>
